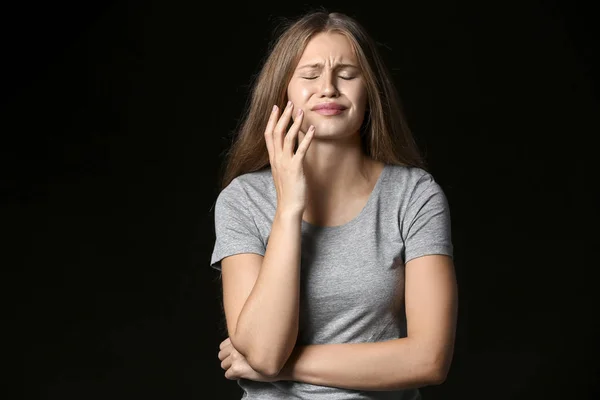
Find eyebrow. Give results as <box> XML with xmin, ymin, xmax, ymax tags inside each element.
<box><xmin>296</xmin><ymin>62</ymin><xmax>359</xmax><ymax>70</ymax></box>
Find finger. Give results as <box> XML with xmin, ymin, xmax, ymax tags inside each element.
<box><xmin>221</xmin><ymin>355</ymin><xmax>232</xmax><ymax>370</ymax></box>
<box><xmin>219</xmin><ymin>337</ymin><xmax>231</xmax><ymax>349</ymax></box>
<box><xmin>273</xmin><ymin>100</ymin><xmax>293</xmax><ymax>153</ymax></box>
<box><xmin>294</xmin><ymin>125</ymin><xmax>315</xmax><ymax>159</ymax></box>
<box><xmin>284</xmin><ymin>108</ymin><xmax>304</xmax><ymax>157</ymax></box>
<box><xmin>225</xmin><ymin>365</ymin><xmax>238</xmax><ymax>380</ymax></box>
<box><xmin>218</xmin><ymin>346</ymin><xmax>230</xmax><ymax>361</ymax></box>
<box><xmin>264</xmin><ymin>105</ymin><xmax>279</xmax><ymax>164</ymax></box>
<box><xmin>218</xmin><ymin>340</ymin><xmax>232</xmax><ymax>360</ymax></box>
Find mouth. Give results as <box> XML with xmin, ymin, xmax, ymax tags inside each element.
<box><xmin>311</xmin><ymin>103</ymin><xmax>347</xmax><ymax>115</ymax></box>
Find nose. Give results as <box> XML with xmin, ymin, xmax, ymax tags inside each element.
<box><xmin>319</xmin><ymin>70</ymin><xmax>339</xmax><ymax>98</ymax></box>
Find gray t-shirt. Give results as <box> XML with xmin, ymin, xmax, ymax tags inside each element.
<box><xmin>210</xmin><ymin>163</ymin><xmax>453</xmax><ymax>400</ymax></box>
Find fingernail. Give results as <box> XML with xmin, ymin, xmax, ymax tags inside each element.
<box><xmin>287</xmin><ymin>100</ymin><xmax>292</xmax><ymax>108</ymax></box>
<box><xmin>297</xmin><ymin>108</ymin><xmax>303</xmax><ymax>117</ymax></box>
<box><xmin>273</xmin><ymin>105</ymin><xmax>278</xmax><ymax>112</ymax></box>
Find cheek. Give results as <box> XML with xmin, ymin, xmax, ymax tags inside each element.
<box><xmin>355</xmin><ymin>86</ymin><xmax>368</xmax><ymax>113</ymax></box>
<box><xmin>288</xmin><ymin>82</ymin><xmax>314</xmax><ymax>104</ymax></box>
<box><xmin>299</xmin><ymin>87</ymin><xmax>312</xmax><ymax>101</ymax></box>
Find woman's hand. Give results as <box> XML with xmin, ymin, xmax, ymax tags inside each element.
<box><xmin>218</xmin><ymin>337</ymin><xmax>280</xmax><ymax>382</ymax></box>
<box><xmin>265</xmin><ymin>101</ymin><xmax>315</xmax><ymax>215</ymax></box>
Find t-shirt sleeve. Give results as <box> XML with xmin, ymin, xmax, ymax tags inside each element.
<box><xmin>401</xmin><ymin>173</ymin><xmax>454</xmax><ymax>264</ymax></box>
<box><xmin>210</xmin><ymin>179</ymin><xmax>266</xmax><ymax>271</ymax></box>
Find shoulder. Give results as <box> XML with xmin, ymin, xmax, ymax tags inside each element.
<box><xmin>233</xmin><ymin>168</ymin><xmax>273</xmax><ymax>191</ymax></box>
<box><xmin>384</xmin><ymin>164</ymin><xmax>440</xmax><ymax>192</ymax></box>
<box><xmin>219</xmin><ymin>168</ymin><xmax>272</xmax><ymax>195</ymax></box>
<box><xmin>215</xmin><ymin>168</ymin><xmax>275</xmax><ymax>209</ymax></box>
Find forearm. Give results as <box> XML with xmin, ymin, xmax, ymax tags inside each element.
<box><xmin>234</xmin><ymin>209</ymin><xmax>303</xmax><ymax>374</ymax></box>
<box><xmin>279</xmin><ymin>338</ymin><xmax>445</xmax><ymax>391</ymax></box>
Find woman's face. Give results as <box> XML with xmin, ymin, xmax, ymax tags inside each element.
<box><xmin>287</xmin><ymin>32</ymin><xmax>368</xmax><ymax>139</ymax></box>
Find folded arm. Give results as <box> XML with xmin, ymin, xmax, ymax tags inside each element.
<box><xmin>279</xmin><ymin>255</ymin><xmax>458</xmax><ymax>390</ymax></box>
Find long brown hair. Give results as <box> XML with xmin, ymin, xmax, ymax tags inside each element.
<box><xmin>218</xmin><ymin>10</ymin><xmax>426</xmax><ymax>190</ymax></box>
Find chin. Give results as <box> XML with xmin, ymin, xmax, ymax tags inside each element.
<box><xmin>309</xmin><ymin>121</ymin><xmax>361</xmax><ymax>138</ymax></box>
<box><xmin>313</xmin><ymin>129</ymin><xmax>354</xmax><ymax>140</ymax></box>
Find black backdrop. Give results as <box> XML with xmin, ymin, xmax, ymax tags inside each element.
<box><xmin>4</xmin><ymin>1</ymin><xmax>598</xmax><ymax>399</ymax></box>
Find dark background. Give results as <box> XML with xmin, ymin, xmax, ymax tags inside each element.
<box><xmin>4</xmin><ymin>0</ymin><xmax>598</xmax><ymax>399</ymax></box>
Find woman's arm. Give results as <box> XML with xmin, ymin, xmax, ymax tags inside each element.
<box><xmin>221</xmin><ymin>103</ymin><xmax>312</xmax><ymax>377</ymax></box>
<box><xmin>222</xmin><ymin>209</ymin><xmax>303</xmax><ymax>377</ymax></box>
<box><xmin>278</xmin><ymin>255</ymin><xmax>458</xmax><ymax>390</ymax></box>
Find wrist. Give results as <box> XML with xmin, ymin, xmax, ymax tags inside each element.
<box><xmin>274</xmin><ymin>208</ymin><xmax>303</xmax><ymax>224</ymax></box>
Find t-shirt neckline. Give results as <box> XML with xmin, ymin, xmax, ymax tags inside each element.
<box><xmin>301</xmin><ymin>163</ymin><xmax>388</xmax><ymax>231</ymax></box>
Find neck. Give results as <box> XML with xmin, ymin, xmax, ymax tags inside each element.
<box><xmin>301</xmin><ymin>131</ymin><xmax>376</xmax><ymax>199</ymax></box>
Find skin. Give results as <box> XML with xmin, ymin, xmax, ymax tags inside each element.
<box><xmin>286</xmin><ymin>31</ymin><xmax>383</xmax><ymax>228</ymax></box>
<box><xmin>218</xmin><ymin>31</ymin><xmax>458</xmax><ymax>390</ymax></box>
<box><xmin>287</xmin><ymin>31</ymin><xmax>367</xmax><ymax>141</ymax></box>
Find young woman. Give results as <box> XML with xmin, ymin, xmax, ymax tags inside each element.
<box><xmin>211</xmin><ymin>10</ymin><xmax>458</xmax><ymax>400</ymax></box>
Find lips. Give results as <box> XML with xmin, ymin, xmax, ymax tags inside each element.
<box><xmin>311</xmin><ymin>103</ymin><xmax>347</xmax><ymax>111</ymax></box>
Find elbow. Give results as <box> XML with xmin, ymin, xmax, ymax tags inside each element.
<box><xmin>246</xmin><ymin>353</ymin><xmax>285</xmax><ymax>378</ymax></box>
<box><xmin>416</xmin><ymin>346</ymin><xmax>452</xmax><ymax>386</ymax></box>
<box><xmin>230</xmin><ymin>329</ymin><xmax>295</xmax><ymax>378</ymax></box>
<box><xmin>230</xmin><ymin>336</ymin><xmax>286</xmax><ymax>378</ymax></box>
<box><xmin>424</xmin><ymin>358</ymin><xmax>451</xmax><ymax>386</ymax></box>
<box><xmin>427</xmin><ymin>366</ymin><xmax>449</xmax><ymax>385</ymax></box>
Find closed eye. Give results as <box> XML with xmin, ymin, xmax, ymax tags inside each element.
<box><xmin>301</xmin><ymin>76</ymin><xmax>356</xmax><ymax>80</ymax></box>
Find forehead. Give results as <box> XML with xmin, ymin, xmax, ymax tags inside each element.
<box><xmin>296</xmin><ymin>32</ymin><xmax>357</xmax><ymax>65</ymax></box>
